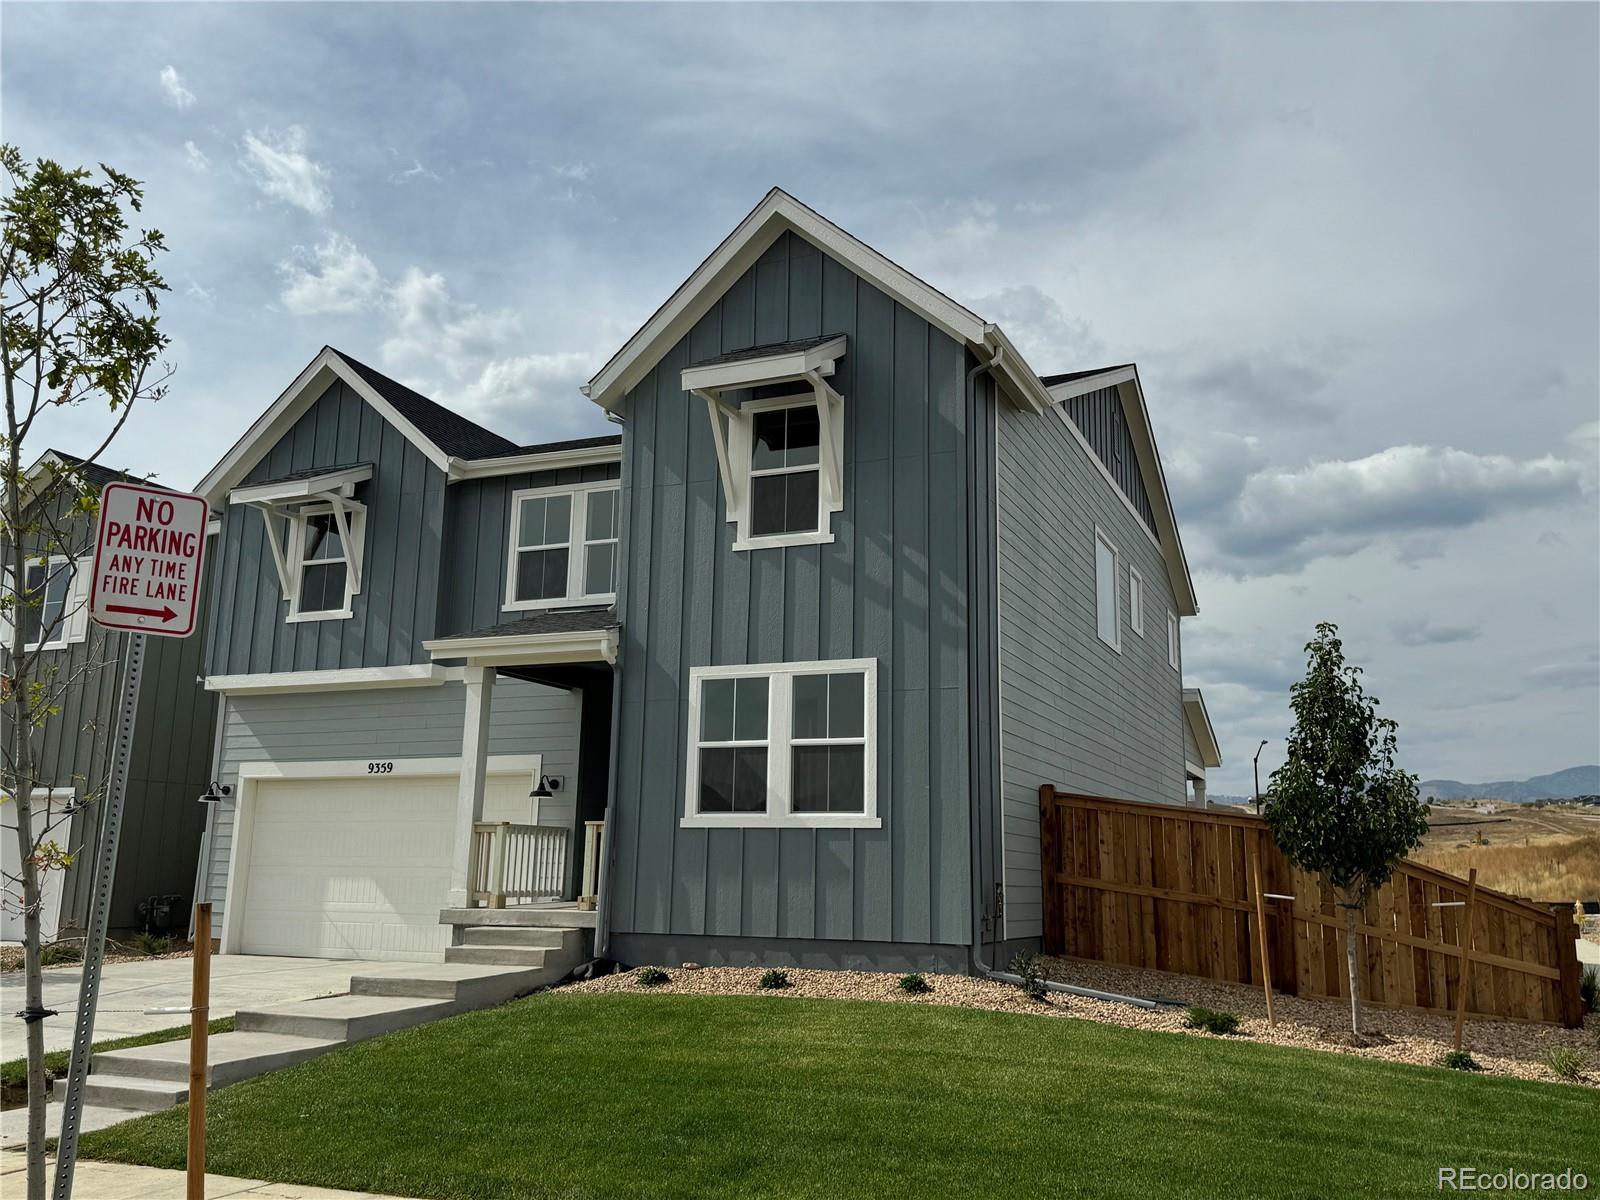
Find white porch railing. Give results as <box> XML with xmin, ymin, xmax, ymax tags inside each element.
<box><xmin>468</xmin><ymin>822</ymin><xmax>569</xmax><ymax>908</ymax></box>
<box><xmin>579</xmin><ymin>819</ymin><xmax>605</xmax><ymax>911</ymax></box>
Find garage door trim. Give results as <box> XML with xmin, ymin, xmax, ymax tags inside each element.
<box><xmin>219</xmin><ymin>754</ymin><xmax>541</xmax><ymax>954</ymax></box>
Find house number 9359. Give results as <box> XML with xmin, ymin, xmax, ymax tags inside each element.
<box><xmin>367</xmin><ymin>761</ymin><xmax>395</xmax><ymax>774</ymax></box>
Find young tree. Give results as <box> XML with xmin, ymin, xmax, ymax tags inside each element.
<box><xmin>2</xmin><ymin>145</ymin><xmax>169</xmax><ymax>1200</ymax></box>
<box><xmin>1263</xmin><ymin>622</ymin><xmax>1429</xmax><ymax>1036</ymax></box>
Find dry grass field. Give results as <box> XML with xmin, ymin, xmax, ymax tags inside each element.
<box><xmin>1413</xmin><ymin>802</ymin><xmax>1600</xmax><ymax>902</ymax></box>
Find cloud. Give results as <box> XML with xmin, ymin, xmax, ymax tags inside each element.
<box><xmin>551</xmin><ymin>162</ymin><xmax>592</xmax><ymax>182</ymax></box>
<box><xmin>242</xmin><ymin>126</ymin><xmax>331</xmax><ymax>214</ymax></box>
<box><xmin>159</xmin><ymin>65</ymin><xmax>195</xmax><ymax>110</ymax></box>
<box><xmin>182</xmin><ymin>140</ymin><xmax>209</xmax><ymax>172</ymax></box>
<box><xmin>1176</xmin><ymin>348</ymin><xmax>1344</xmax><ymax>425</ymax></box>
<box><xmin>389</xmin><ymin>159</ymin><xmax>440</xmax><ymax>184</ymax></box>
<box><xmin>970</xmin><ymin>285</ymin><xmax>1103</xmax><ymax>371</ymax></box>
<box><xmin>1527</xmin><ymin>650</ymin><xmax>1599</xmax><ymax>691</ymax></box>
<box><xmin>279</xmin><ymin>234</ymin><xmax>382</xmax><ymax>315</ymax></box>
<box><xmin>1391</xmin><ymin>617</ymin><xmax>1480</xmax><ymax>647</ymax></box>
<box><xmin>1209</xmin><ymin>444</ymin><xmax>1586</xmax><ymax>574</ymax></box>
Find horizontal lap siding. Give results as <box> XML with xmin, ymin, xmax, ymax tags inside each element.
<box><xmin>205</xmin><ymin>379</ymin><xmax>444</xmax><ymax>675</ymax></box>
<box><xmin>202</xmin><ymin>678</ymin><xmax>582</xmax><ymax>930</ymax></box>
<box><xmin>997</xmin><ymin>402</ymin><xmax>1187</xmax><ymax>941</ymax></box>
<box><xmin>612</xmin><ymin>230</ymin><xmax>973</xmax><ymax>951</ymax></box>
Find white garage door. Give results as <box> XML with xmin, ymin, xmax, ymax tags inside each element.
<box><xmin>239</xmin><ymin>772</ymin><xmax>536</xmax><ymax>962</ymax></box>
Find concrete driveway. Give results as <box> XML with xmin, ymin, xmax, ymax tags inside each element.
<box><xmin>1</xmin><ymin>955</ymin><xmax>432</xmax><ymax>1055</ymax></box>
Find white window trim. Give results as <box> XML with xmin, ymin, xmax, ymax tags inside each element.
<box><xmin>724</xmin><ymin>393</ymin><xmax>841</xmax><ymax>551</ymax></box>
<box><xmin>502</xmin><ymin>480</ymin><xmax>621</xmax><ymax>613</ymax></box>
<box><xmin>1128</xmin><ymin>565</ymin><xmax>1144</xmax><ymax>638</ymax></box>
<box><xmin>1168</xmin><ymin>610</ymin><xmax>1180</xmax><ymax>670</ymax></box>
<box><xmin>17</xmin><ymin>555</ymin><xmax>86</xmax><ymax>651</ymax></box>
<box><xmin>1093</xmin><ymin>526</ymin><xmax>1121</xmax><ymax>654</ymax></box>
<box><xmin>682</xmin><ymin>658</ymin><xmax>880</xmax><ymax>829</ymax></box>
<box><xmin>284</xmin><ymin>500</ymin><xmax>367</xmax><ymax>623</ymax></box>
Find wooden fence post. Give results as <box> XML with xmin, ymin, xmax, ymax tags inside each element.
<box><xmin>1039</xmin><ymin>786</ymin><xmax>1063</xmax><ymax>955</ymax></box>
<box><xmin>1550</xmin><ymin>902</ymin><xmax>1585</xmax><ymax>1029</ymax></box>
<box><xmin>1249</xmin><ymin>838</ymin><xmax>1275</xmax><ymax>1026</ymax></box>
<box><xmin>1451</xmin><ymin>869</ymin><xmax>1478</xmax><ymax>1050</ymax></box>
<box><xmin>188</xmin><ymin>903</ymin><xmax>211</xmax><ymax>1200</ymax></box>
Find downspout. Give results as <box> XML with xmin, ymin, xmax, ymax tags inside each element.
<box><xmin>964</xmin><ymin>337</ymin><xmax>1161</xmax><ymax>1012</ymax></box>
<box><xmin>593</xmin><ymin>652</ymin><xmax>622</xmax><ymax>961</ymax></box>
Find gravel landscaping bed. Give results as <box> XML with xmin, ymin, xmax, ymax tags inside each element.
<box><xmin>565</xmin><ymin>956</ymin><xmax>1598</xmax><ymax>1089</ymax></box>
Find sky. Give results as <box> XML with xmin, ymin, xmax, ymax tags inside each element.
<box><xmin>3</xmin><ymin>3</ymin><xmax>1596</xmax><ymax>795</ymax></box>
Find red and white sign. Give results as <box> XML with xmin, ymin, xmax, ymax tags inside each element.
<box><xmin>89</xmin><ymin>482</ymin><xmax>209</xmax><ymax>638</ymax></box>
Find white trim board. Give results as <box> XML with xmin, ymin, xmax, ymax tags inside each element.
<box><xmin>422</xmin><ymin>627</ymin><xmax>620</xmax><ymax>668</ymax></box>
<box><xmin>218</xmin><ymin>754</ymin><xmax>542</xmax><ymax>955</ymax></box>
<box><xmin>205</xmin><ymin>664</ymin><xmax>463</xmax><ymax>694</ymax></box>
<box><xmin>1182</xmin><ymin>687</ymin><xmax>1222</xmax><ymax>768</ymax></box>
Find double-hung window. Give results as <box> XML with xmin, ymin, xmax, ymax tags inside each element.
<box><xmin>685</xmin><ymin>659</ymin><xmax>878</xmax><ymax>828</ymax></box>
<box><xmin>749</xmin><ymin>401</ymin><xmax>821</xmax><ymax>538</ymax></box>
<box><xmin>230</xmin><ymin>464</ymin><xmax>371</xmax><ymax>625</ymax></box>
<box><xmin>20</xmin><ymin>556</ymin><xmax>74</xmax><ymax>650</ymax></box>
<box><xmin>1094</xmin><ymin>527</ymin><xmax>1120</xmax><ymax>652</ymax></box>
<box><xmin>505</xmin><ymin>481</ymin><xmax>620</xmax><ymax>611</ymax></box>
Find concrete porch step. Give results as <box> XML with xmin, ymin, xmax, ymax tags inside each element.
<box><xmin>235</xmin><ymin>994</ymin><xmax>454</xmax><ymax>1043</ymax></box>
<box><xmin>80</xmin><ymin>1075</ymin><xmax>188</xmax><ymax>1113</ymax></box>
<box><xmin>350</xmin><ymin>962</ymin><xmax>557</xmax><ymax>1006</ymax></box>
<box><xmin>461</xmin><ymin>925</ymin><xmax>575</xmax><ymax>949</ymax></box>
<box><xmin>443</xmin><ymin>945</ymin><xmax>552</xmax><ymax>968</ymax></box>
<box><xmin>91</xmin><ymin>1032</ymin><xmax>338</xmax><ymax>1087</ymax></box>
<box><xmin>439</xmin><ymin>906</ymin><xmax>597</xmax><ymax>929</ymax></box>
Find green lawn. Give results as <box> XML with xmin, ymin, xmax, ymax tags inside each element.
<box><xmin>0</xmin><ymin>1018</ymin><xmax>234</xmax><ymax>1107</ymax></box>
<box><xmin>79</xmin><ymin>994</ymin><xmax>1596</xmax><ymax>1200</ymax></box>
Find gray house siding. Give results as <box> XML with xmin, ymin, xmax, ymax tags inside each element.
<box><xmin>5</xmin><ymin>484</ymin><xmax>215</xmax><ymax>934</ymax></box>
<box><xmin>996</xmin><ymin>403</ymin><xmax>1187</xmax><ymax>943</ymax></box>
<box><xmin>608</xmin><ymin>230</ymin><xmax>975</xmax><ymax>963</ymax></box>
<box><xmin>205</xmin><ymin>378</ymin><xmax>446</xmax><ymax>677</ymax></box>
<box><xmin>199</xmin><ymin>677</ymin><xmax>583</xmax><ymax>931</ymax></box>
<box><xmin>439</xmin><ymin>461</ymin><xmax>621</xmax><ymax>637</ymax></box>
<box><xmin>1183</xmin><ymin>718</ymin><xmax>1203</xmax><ymax>770</ymax></box>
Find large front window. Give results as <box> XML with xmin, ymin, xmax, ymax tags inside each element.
<box><xmin>684</xmin><ymin>659</ymin><xmax>878</xmax><ymax>828</ymax></box>
<box><xmin>505</xmin><ymin>482</ymin><xmax>620</xmax><ymax>610</ymax></box>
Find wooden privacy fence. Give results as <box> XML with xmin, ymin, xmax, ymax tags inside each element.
<box><xmin>1039</xmin><ymin>788</ymin><xmax>1585</xmax><ymax>1027</ymax></box>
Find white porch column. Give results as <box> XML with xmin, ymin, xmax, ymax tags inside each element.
<box><xmin>446</xmin><ymin>664</ymin><xmax>496</xmax><ymax>908</ymax></box>
<box><xmin>1191</xmin><ymin>776</ymin><xmax>1208</xmax><ymax>810</ymax></box>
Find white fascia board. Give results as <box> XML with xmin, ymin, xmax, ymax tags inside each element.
<box><xmin>195</xmin><ymin>348</ymin><xmax>453</xmax><ymax>505</ymax></box>
<box><xmin>586</xmin><ymin>189</ymin><xmax>988</xmax><ymax>413</ymax></box>
<box><xmin>679</xmin><ymin>335</ymin><xmax>847</xmax><ymax>394</ymax></box>
<box><xmin>1043</xmin><ymin>365</ymin><xmax>1139</xmax><ymax>403</ymax></box>
<box><xmin>205</xmin><ymin>664</ymin><xmax>460</xmax><ymax>695</ymax></box>
<box><xmin>421</xmin><ymin>628</ymin><xmax>619</xmax><ymax>667</ymax></box>
<box><xmin>981</xmin><ymin>325</ymin><xmax>1054</xmax><ymax>414</ymax></box>
<box><xmin>228</xmin><ymin>464</ymin><xmax>374</xmax><ymax>507</ymax></box>
<box><xmin>445</xmin><ymin>442</ymin><xmax>622</xmax><ymax>482</ymax></box>
<box><xmin>1182</xmin><ymin>687</ymin><xmax>1222</xmax><ymax>768</ymax></box>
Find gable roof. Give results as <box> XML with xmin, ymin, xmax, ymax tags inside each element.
<box><xmin>194</xmin><ymin>347</ymin><xmax>618</xmax><ymax>505</ymax></box>
<box><xmin>36</xmin><ymin>448</ymin><xmax>143</xmax><ymax>494</ymax></box>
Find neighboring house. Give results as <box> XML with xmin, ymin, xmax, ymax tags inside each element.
<box><xmin>192</xmin><ymin>188</ymin><xmax>1220</xmax><ymax>971</ymax></box>
<box><xmin>1</xmin><ymin>450</ymin><xmax>216</xmax><ymax>943</ymax></box>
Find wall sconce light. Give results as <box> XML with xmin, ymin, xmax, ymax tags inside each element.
<box><xmin>529</xmin><ymin>775</ymin><xmax>557</xmax><ymax>800</ymax></box>
<box><xmin>197</xmin><ymin>781</ymin><xmax>232</xmax><ymax>805</ymax></box>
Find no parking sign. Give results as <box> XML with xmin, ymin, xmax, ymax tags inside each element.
<box><xmin>88</xmin><ymin>481</ymin><xmax>209</xmax><ymax>637</ymax></box>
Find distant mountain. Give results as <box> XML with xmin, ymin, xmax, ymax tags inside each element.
<box><xmin>1419</xmin><ymin>766</ymin><xmax>1600</xmax><ymax>804</ymax></box>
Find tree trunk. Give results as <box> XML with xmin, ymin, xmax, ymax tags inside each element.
<box><xmin>1345</xmin><ymin>900</ymin><xmax>1362</xmax><ymax>1036</ymax></box>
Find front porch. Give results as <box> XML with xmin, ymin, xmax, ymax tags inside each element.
<box><xmin>421</xmin><ymin>608</ymin><xmax>620</xmax><ymax>917</ymax></box>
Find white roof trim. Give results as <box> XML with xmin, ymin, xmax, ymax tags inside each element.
<box><xmin>194</xmin><ymin>348</ymin><xmax>455</xmax><ymax>505</ymax></box>
<box><xmin>445</xmin><ymin>441</ymin><xmax>622</xmax><ymax>482</ymax></box>
<box><xmin>1044</xmin><ymin>366</ymin><xmax>1198</xmax><ymax>617</ymax></box>
<box><xmin>1182</xmin><ymin>687</ymin><xmax>1222</xmax><ymax>768</ymax></box>
<box><xmin>680</xmin><ymin>335</ymin><xmax>846</xmax><ymax>395</ymax></box>
<box><xmin>422</xmin><ymin>627</ymin><xmax>619</xmax><ymax>668</ymax></box>
<box><xmin>205</xmin><ymin>664</ymin><xmax>461</xmax><ymax>695</ymax></box>
<box><xmin>227</xmin><ymin>464</ymin><xmax>373</xmax><ymax>507</ymax></box>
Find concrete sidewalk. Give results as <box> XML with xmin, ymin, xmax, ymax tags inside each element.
<box><xmin>0</xmin><ymin>1156</ymin><xmax>415</xmax><ymax>1198</ymax></box>
<box><xmin>1</xmin><ymin>955</ymin><xmax>431</xmax><ymax>1053</ymax></box>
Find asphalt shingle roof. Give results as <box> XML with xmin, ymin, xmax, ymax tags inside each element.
<box><xmin>510</xmin><ymin>434</ymin><xmax>622</xmax><ymax>456</ymax></box>
<box><xmin>688</xmin><ymin>333</ymin><xmax>845</xmax><ymax>369</ymax></box>
<box><xmin>332</xmin><ymin>348</ymin><xmax>521</xmax><ymax>460</ymax></box>
<box><xmin>440</xmin><ymin>608</ymin><xmax>621</xmax><ymax>642</ymax></box>
<box><xmin>1038</xmin><ymin>364</ymin><xmax>1136</xmax><ymax>388</ymax></box>
<box><xmin>44</xmin><ymin>449</ymin><xmax>148</xmax><ymax>493</ymax></box>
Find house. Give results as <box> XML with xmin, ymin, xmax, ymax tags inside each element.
<box><xmin>1</xmin><ymin>450</ymin><xmax>216</xmax><ymax>943</ymax></box>
<box><xmin>191</xmin><ymin>188</ymin><xmax>1220</xmax><ymax>971</ymax></box>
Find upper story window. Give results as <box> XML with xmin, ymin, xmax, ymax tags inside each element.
<box><xmin>505</xmin><ymin>481</ymin><xmax>620</xmax><ymax>611</ymax></box>
<box><xmin>229</xmin><ymin>463</ymin><xmax>371</xmax><ymax>625</ymax></box>
<box><xmin>1094</xmin><ymin>528</ymin><xmax>1120</xmax><ymax>652</ymax></box>
<box><xmin>1128</xmin><ymin>566</ymin><xmax>1144</xmax><ymax>638</ymax></box>
<box><xmin>684</xmin><ymin>658</ymin><xmax>879</xmax><ymax>829</ymax></box>
<box><xmin>3</xmin><ymin>555</ymin><xmax>90</xmax><ymax>653</ymax></box>
<box><xmin>681</xmin><ymin>334</ymin><xmax>846</xmax><ymax>552</ymax></box>
<box><xmin>1168</xmin><ymin>611</ymin><xmax>1180</xmax><ymax>670</ymax></box>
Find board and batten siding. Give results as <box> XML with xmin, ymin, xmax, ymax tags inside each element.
<box><xmin>205</xmin><ymin>378</ymin><xmax>446</xmax><ymax>676</ymax></box>
<box><xmin>610</xmin><ymin>230</ymin><xmax>975</xmax><ymax>954</ymax></box>
<box><xmin>1060</xmin><ymin>385</ymin><xmax>1156</xmax><ymax>534</ymax></box>
<box><xmin>996</xmin><ymin>401</ymin><xmax>1188</xmax><ymax>942</ymax></box>
<box><xmin>200</xmin><ymin>678</ymin><xmax>582</xmax><ymax>931</ymax></box>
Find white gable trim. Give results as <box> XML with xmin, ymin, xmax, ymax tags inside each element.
<box><xmin>1044</xmin><ymin>366</ymin><xmax>1198</xmax><ymax>617</ymax></box>
<box><xmin>195</xmin><ymin>348</ymin><xmax>455</xmax><ymax>506</ymax></box>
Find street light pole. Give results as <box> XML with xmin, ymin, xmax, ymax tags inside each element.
<box><xmin>1253</xmin><ymin>740</ymin><xmax>1269</xmax><ymax>813</ymax></box>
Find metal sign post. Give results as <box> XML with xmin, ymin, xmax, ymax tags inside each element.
<box><xmin>51</xmin><ymin>481</ymin><xmax>210</xmax><ymax>1200</ymax></box>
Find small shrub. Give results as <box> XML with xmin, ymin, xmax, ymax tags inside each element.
<box><xmin>39</xmin><ymin>942</ymin><xmax>82</xmax><ymax>967</ymax></box>
<box><xmin>636</xmin><ymin>966</ymin><xmax>669</xmax><ymax>988</ymax></box>
<box><xmin>1184</xmin><ymin>1006</ymin><xmax>1242</xmax><ymax>1036</ymax></box>
<box><xmin>1009</xmin><ymin>952</ymin><xmax>1048</xmax><ymax>1001</ymax></box>
<box><xmin>1580</xmin><ymin>966</ymin><xmax>1598</xmax><ymax>1015</ymax></box>
<box><xmin>758</xmin><ymin>969</ymin><xmax>790</xmax><ymax>990</ymax></box>
<box><xmin>1543</xmin><ymin>1047</ymin><xmax>1586</xmax><ymax>1082</ymax></box>
<box><xmin>1439</xmin><ymin>1049</ymin><xmax>1481</xmax><ymax>1072</ymax></box>
<box><xmin>898</xmin><ymin>973</ymin><xmax>932</xmax><ymax>995</ymax></box>
<box><xmin>132</xmin><ymin>932</ymin><xmax>172</xmax><ymax>957</ymax></box>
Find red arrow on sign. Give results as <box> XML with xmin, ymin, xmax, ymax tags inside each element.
<box><xmin>105</xmin><ymin>603</ymin><xmax>178</xmax><ymax>622</ymax></box>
